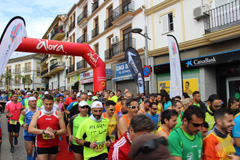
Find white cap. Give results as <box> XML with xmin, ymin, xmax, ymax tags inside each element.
<box><xmin>79</xmin><ymin>101</ymin><xmax>89</xmax><ymax>107</ymax></box>
<box><xmin>87</xmin><ymin>92</ymin><xmax>93</xmax><ymax>96</ymax></box>
<box><xmin>91</xmin><ymin>101</ymin><xmax>103</xmax><ymax>109</ymax></box>
<box><xmin>77</xmin><ymin>92</ymin><xmax>81</xmax><ymax>97</ymax></box>
<box><xmin>27</xmin><ymin>92</ymin><xmax>32</xmax><ymax>95</ymax></box>
<box><xmin>28</xmin><ymin>97</ymin><xmax>36</xmax><ymax>101</ymax></box>
<box><xmin>45</xmin><ymin>91</ymin><xmax>49</xmax><ymax>94</ymax></box>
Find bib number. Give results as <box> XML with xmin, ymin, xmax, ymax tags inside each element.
<box><xmin>10</xmin><ymin>120</ymin><xmax>17</xmax><ymax>125</ymax></box>
<box><xmin>94</xmin><ymin>141</ymin><xmax>105</xmax><ymax>152</ymax></box>
<box><xmin>109</xmin><ymin>135</ymin><xmax>115</xmax><ymax>142</ymax></box>
<box><xmin>42</xmin><ymin>133</ymin><xmax>55</xmax><ymax>140</ymax></box>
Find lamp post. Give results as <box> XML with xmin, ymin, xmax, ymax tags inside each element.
<box><xmin>131</xmin><ymin>27</ymin><xmax>151</xmax><ymax>93</ymax></box>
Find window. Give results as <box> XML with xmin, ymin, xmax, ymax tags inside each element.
<box><xmin>6</xmin><ymin>66</ymin><xmax>11</xmax><ymax>73</ymax></box>
<box><xmin>25</xmin><ymin>62</ymin><xmax>31</xmax><ymax>72</ymax></box>
<box><xmin>123</xmin><ymin>26</ymin><xmax>132</xmax><ymax>51</ymax></box>
<box><xmin>15</xmin><ymin>76</ymin><xmax>21</xmax><ymax>84</ymax></box>
<box><xmin>94</xmin><ymin>43</ymin><xmax>99</xmax><ymax>55</ymax></box>
<box><xmin>36</xmin><ymin>62</ymin><xmax>41</xmax><ymax>77</ymax></box>
<box><xmin>15</xmin><ymin>64</ymin><xmax>21</xmax><ymax>73</ymax></box>
<box><xmin>161</xmin><ymin>12</ymin><xmax>174</xmax><ymax>33</ymax></box>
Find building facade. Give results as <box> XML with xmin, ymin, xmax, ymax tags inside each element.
<box><xmin>0</xmin><ymin>54</ymin><xmax>45</xmax><ymax>91</ymax></box>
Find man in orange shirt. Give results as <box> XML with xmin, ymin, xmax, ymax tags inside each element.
<box><xmin>203</xmin><ymin>108</ymin><xmax>239</xmax><ymax>160</ymax></box>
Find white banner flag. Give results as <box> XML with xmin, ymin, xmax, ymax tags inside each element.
<box><xmin>167</xmin><ymin>35</ymin><xmax>182</xmax><ymax>98</ymax></box>
<box><xmin>0</xmin><ymin>16</ymin><xmax>27</xmax><ymax>76</ymax></box>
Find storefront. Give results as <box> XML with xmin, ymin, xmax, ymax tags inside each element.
<box><xmin>80</xmin><ymin>70</ymin><xmax>94</xmax><ymax>92</ymax></box>
<box><xmin>106</xmin><ymin>68</ymin><xmax>113</xmax><ymax>91</ymax></box>
<box><xmin>154</xmin><ymin>38</ymin><xmax>240</xmax><ymax>103</ymax></box>
<box><xmin>67</xmin><ymin>74</ymin><xmax>80</xmax><ymax>91</ymax></box>
<box><xmin>112</xmin><ymin>62</ymin><xmax>137</xmax><ymax>95</ymax></box>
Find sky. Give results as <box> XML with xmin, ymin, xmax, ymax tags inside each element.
<box><xmin>0</xmin><ymin>0</ymin><xmax>79</xmax><ymax>59</ymax></box>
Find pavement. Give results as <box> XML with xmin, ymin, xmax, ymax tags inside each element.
<box><xmin>0</xmin><ymin>113</ymin><xmax>27</xmax><ymax>160</ymax></box>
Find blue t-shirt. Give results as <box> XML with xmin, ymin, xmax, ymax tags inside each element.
<box><xmin>24</xmin><ymin>107</ymin><xmax>39</xmax><ymax>137</ymax></box>
<box><xmin>233</xmin><ymin>113</ymin><xmax>240</xmax><ymax>156</ymax></box>
<box><xmin>0</xmin><ymin>95</ymin><xmax>8</xmax><ymax>101</ymax></box>
<box><xmin>67</xmin><ymin>101</ymin><xmax>78</xmax><ymax>111</ymax></box>
<box><xmin>164</xmin><ymin>101</ymin><xmax>172</xmax><ymax>111</ymax></box>
<box><xmin>146</xmin><ymin>112</ymin><xmax>159</xmax><ymax>129</ymax></box>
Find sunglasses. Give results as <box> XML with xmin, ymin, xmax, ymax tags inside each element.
<box><xmin>109</xmin><ymin>109</ymin><xmax>115</xmax><ymax>112</ymax></box>
<box><xmin>80</xmin><ymin>106</ymin><xmax>89</xmax><ymax>109</ymax></box>
<box><xmin>152</xmin><ymin>108</ymin><xmax>158</xmax><ymax>110</ymax></box>
<box><xmin>190</xmin><ymin>121</ymin><xmax>203</xmax><ymax>127</ymax></box>
<box><xmin>213</xmin><ymin>104</ymin><xmax>222</xmax><ymax>108</ymax></box>
<box><xmin>128</xmin><ymin>106</ymin><xmax>139</xmax><ymax>109</ymax></box>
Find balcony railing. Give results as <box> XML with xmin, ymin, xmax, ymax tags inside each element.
<box><xmin>104</xmin><ymin>16</ymin><xmax>113</xmax><ymax>30</ymax></box>
<box><xmin>41</xmin><ymin>55</ymin><xmax>49</xmax><ymax>63</ymax></box>
<box><xmin>69</xmin><ymin>20</ymin><xmax>75</xmax><ymax>32</ymax></box>
<box><xmin>77</xmin><ymin>60</ymin><xmax>87</xmax><ymax>70</ymax></box>
<box><xmin>204</xmin><ymin>0</ymin><xmax>240</xmax><ymax>33</ymax></box>
<box><xmin>77</xmin><ymin>34</ymin><xmax>88</xmax><ymax>43</ymax></box>
<box><xmin>77</xmin><ymin>10</ymin><xmax>88</xmax><ymax>24</ymax></box>
<box><xmin>105</xmin><ymin>38</ymin><xmax>136</xmax><ymax>60</ymax></box>
<box><xmin>22</xmin><ymin>67</ymin><xmax>31</xmax><ymax>73</ymax></box>
<box><xmin>113</xmin><ymin>1</ymin><xmax>134</xmax><ymax>21</ymax></box>
<box><xmin>92</xmin><ymin>26</ymin><xmax>99</xmax><ymax>39</ymax></box>
<box><xmin>67</xmin><ymin>64</ymin><xmax>75</xmax><ymax>74</ymax></box>
<box><xmin>66</xmin><ymin>31</ymin><xmax>69</xmax><ymax>38</ymax></box>
<box><xmin>50</xmin><ymin>63</ymin><xmax>58</xmax><ymax>71</ymax></box>
<box><xmin>13</xmin><ymin>69</ymin><xmax>21</xmax><ymax>74</ymax></box>
<box><xmin>50</xmin><ymin>27</ymin><xmax>64</xmax><ymax>39</ymax></box>
<box><xmin>92</xmin><ymin>0</ymin><xmax>99</xmax><ymax>13</ymax></box>
<box><xmin>41</xmin><ymin>68</ymin><xmax>48</xmax><ymax>76</ymax></box>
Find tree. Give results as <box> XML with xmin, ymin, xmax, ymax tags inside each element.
<box><xmin>4</xmin><ymin>70</ymin><xmax>12</xmax><ymax>90</ymax></box>
<box><xmin>22</xmin><ymin>74</ymin><xmax>32</xmax><ymax>90</ymax></box>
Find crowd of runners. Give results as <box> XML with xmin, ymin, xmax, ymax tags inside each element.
<box><xmin>1</xmin><ymin>88</ymin><xmax>240</xmax><ymax>160</ymax></box>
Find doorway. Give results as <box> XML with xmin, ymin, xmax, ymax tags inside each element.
<box><xmin>226</xmin><ymin>77</ymin><xmax>240</xmax><ymax>101</ymax></box>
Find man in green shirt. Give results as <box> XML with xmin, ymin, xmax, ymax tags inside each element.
<box><xmin>67</xmin><ymin>100</ymin><xmax>89</xmax><ymax>160</ymax></box>
<box><xmin>75</xmin><ymin>101</ymin><xmax>112</xmax><ymax>160</ymax></box>
<box><xmin>33</xmin><ymin>91</ymin><xmax>43</xmax><ymax>108</ymax></box>
<box><xmin>87</xmin><ymin>92</ymin><xmax>93</xmax><ymax>106</ymax></box>
<box><xmin>111</xmin><ymin>90</ymin><xmax>121</xmax><ymax>103</ymax></box>
<box><xmin>23</xmin><ymin>92</ymin><xmax>33</xmax><ymax>108</ymax></box>
<box><xmin>168</xmin><ymin>105</ymin><xmax>205</xmax><ymax>160</ymax></box>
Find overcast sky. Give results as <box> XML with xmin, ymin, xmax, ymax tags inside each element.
<box><xmin>0</xmin><ymin>0</ymin><xmax>79</xmax><ymax>59</ymax></box>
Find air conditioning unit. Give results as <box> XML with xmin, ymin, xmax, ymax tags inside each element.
<box><xmin>193</xmin><ymin>4</ymin><xmax>210</xmax><ymax>20</ymax></box>
<box><xmin>111</xmin><ymin>36</ymin><xmax>119</xmax><ymax>45</ymax></box>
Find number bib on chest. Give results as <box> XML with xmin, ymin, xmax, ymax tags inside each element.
<box><xmin>94</xmin><ymin>141</ymin><xmax>105</xmax><ymax>152</ymax></box>
<box><xmin>42</xmin><ymin>133</ymin><xmax>55</xmax><ymax>140</ymax></box>
<box><xmin>10</xmin><ymin>120</ymin><xmax>17</xmax><ymax>125</ymax></box>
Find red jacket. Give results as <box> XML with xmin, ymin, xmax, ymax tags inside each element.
<box><xmin>108</xmin><ymin>132</ymin><xmax>132</xmax><ymax>160</ymax></box>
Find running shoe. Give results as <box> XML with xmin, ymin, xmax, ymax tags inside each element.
<box><xmin>10</xmin><ymin>146</ymin><xmax>14</xmax><ymax>153</ymax></box>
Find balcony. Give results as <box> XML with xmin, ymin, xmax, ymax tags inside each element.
<box><xmin>92</xmin><ymin>0</ymin><xmax>99</xmax><ymax>13</ymax></box>
<box><xmin>92</xmin><ymin>26</ymin><xmax>99</xmax><ymax>39</ymax></box>
<box><xmin>41</xmin><ymin>68</ymin><xmax>49</xmax><ymax>77</ymax></box>
<box><xmin>77</xmin><ymin>10</ymin><xmax>88</xmax><ymax>27</ymax></box>
<box><xmin>49</xmin><ymin>62</ymin><xmax>65</xmax><ymax>75</ymax></box>
<box><xmin>112</xmin><ymin>1</ymin><xmax>135</xmax><ymax>26</ymax></box>
<box><xmin>41</xmin><ymin>54</ymin><xmax>49</xmax><ymax>64</ymax></box>
<box><xmin>105</xmin><ymin>38</ymin><xmax>136</xmax><ymax>61</ymax></box>
<box><xmin>22</xmin><ymin>67</ymin><xmax>31</xmax><ymax>73</ymax></box>
<box><xmin>77</xmin><ymin>34</ymin><xmax>88</xmax><ymax>43</ymax></box>
<box><xmin>13</xmin><ymin>69</ymin><xmax>21</xmax><ymax>74</ymax></box>
<box><xmin>50</xmin><ymin>27</ymin><xmax>65</xmax><ymax>40</ymax></box>
<box><xmin>66</xmin><ymin>64</ymin><xmax>75</xmax><ymax>75</ymax></box>
<box><xmin>104</xmin><ymin>15</ymin><xmax>113</xmax><ymax>30</ymax></box>
<box><xmin>204</xmin><ymin>0</ymin><xmax>240</xmax><ymax>33</ymax></box>
<box><xmin>77</xmin><ymin>60</ymin><xmax>87</xmax><ymax>70</ymax></box>
<box><xmin>69</xmin><ymin>20</ymin><xmax>75</xmax><ymax>33</ymax></box>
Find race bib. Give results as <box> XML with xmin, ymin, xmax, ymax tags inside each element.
<box><xmin>109</xmin><ymin>135</ymin><xmax>115</xmax><ymax>142</ymax></box>
<box><xmin>94</xmin><ymin>141</ymin><xmax>105</xmax><ymax>152</ymax></box>
<box><xmin>10</xmin><ymin>120</ymin><xmax>17</xmax><ymax>125</ymax></box>
<box><xmin>42</xmin><ymin>133</ymin><xmax>55</xmax><ymax>140</ymax></box>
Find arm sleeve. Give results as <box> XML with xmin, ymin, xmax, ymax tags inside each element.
<box><xmin>167</xmin><ymin>131</ymin><xmax>182</xmax><ymax>157</ymax></box>
<box><xmin>19</xmin><ymin>114</ymin><xmax>25</xmax><ymax>126</ymax></box>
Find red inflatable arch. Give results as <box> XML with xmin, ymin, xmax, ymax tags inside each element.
<box><xmin>16</xmin><ymin>38</ymin><xmax>106</xmax><ymax>93</ymax></box>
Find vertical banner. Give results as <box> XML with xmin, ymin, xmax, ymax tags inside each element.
<box><xmin>0</xmin><ymin>16</ymin><xmax>27</xmax><ymax>76</ymax></box>
<box><xmin>125</xmin><ymin>47</ymin><xmax>145</xmax><ymax>94</ymax></box>
<box><xmin>167</xmin><ymin>35</ymin><xmax>183</xmax><ymax>98</ymax></box>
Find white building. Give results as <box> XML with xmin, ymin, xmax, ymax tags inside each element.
<box><xmin>0</xmin><ymin>54</ymin><xmax>45</xmax><ymax>91</ymax></box>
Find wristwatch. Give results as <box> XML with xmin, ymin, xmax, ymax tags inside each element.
<box><xmin>42</xmin><ymin>129</ymin><xmax>45</xmax><ymax>134</ymax></box>
<box><xmin>54</xmin><ymin>130</ymin><xmax>57</xmax><ymax>135</ymax></box>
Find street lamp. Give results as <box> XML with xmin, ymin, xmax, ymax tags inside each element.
<box><xmin>131</xmin><ymin>27</ymin><xmax>151</xmax><ymax>93</ymax></box>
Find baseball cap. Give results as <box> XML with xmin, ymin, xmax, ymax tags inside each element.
<box><xmin>33</xmin><ymin>91</ymin><xmax>38</xmax><ymax>94</ymax></box>
<box><xmin>88</xmin><ymin>92</ymin><xmax>93</xmax><ymax>96</ymax></box>
<box><xmin>79</xmin><ymin>101</ymin><xmax>89</xmax><ymax>107</ymax></box>
<box><xmin>91</xmin><ymin>101</ymin><xmax>103</xmax><ymax>109</ymax></box>
<box><xmin>92</xmin><ymin>96</ymin><xmax>98</xmax><ymax>100</ymax></box>
<box><xmin>45</xmin><ymin>91</ymin><xmax>49</xmax><ymax>95</ymax></box>
<box><xmin>98</xmin><ymin>97</ymin><xmax>106</xmax><ymax>104</ymax></box>
<box><xmin>27</xmin><ymin>92</ymin><xmax>32</xmax><ymax>95</ymax></box>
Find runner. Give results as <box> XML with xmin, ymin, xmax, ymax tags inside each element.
<box><xmin>168</xmin><ymin>105</ymin><xmax>205</xmax><ymax>160</ymax></box>
<box><xmin>156</xmin><ymin>93</ymin><xmax>164</xmax><ymax>115</ymax></box>
<box><xmin>75</xmin><ymin>101</ymin><xmax>111</xmax><ymax>160</ymax></box>
<box><xmin>111</xmin><ymin>90</ymin><xmax>121</xmax><ymax>103</ymax></box>
<box><xmin>118</xmin><ymin>97</ymin><xmax>139</xmax><ymax>138</ymax></box>
<box><xmin>28</xmin><ymin>94</ymin><xmax>66</xmax><ymax>160</ymax></box>
<box><xmin>17</xmin><ymin>90</ymin><xmax>24</xmax><ymax>103</ymax></box>
<box><xmin>87</xmin><ymin>92</ymin><xmax>93</xmax><ymax>106</ymax></box>
<box><xmin>146</xmin><ymin>102</ymin><xmax>159</xmax><ymax>128</ymax></box>
<box><xmin>19</xmin><ymin>97</ymin><xmax>39</xmax><ymax>160</ymax></box>
<box><xmin>156</xmin><ymin>109</ymin><xmax>178</xmax><ymax>140</ymax></box>
<box><xmin>64</xmin><ymin>90</ymin><xmax>77</xmax><ymax>115</ymax></box>
<box><xmin>54</xmin><ymin>94</ymin><xmax>64</xmax><ymax>112</ymax></box>
<box><xmin>67</xmin><ymin>100</ymin><xmax>89</xmax><ymax>160</ymax></box>
<box><xmin>203</xmin><ymin>108</ymin><xmax>238</xmax><ymax>159</ymax></box>
<box><xmin>192</xmin><ymin>91</ymin><xmax>206</xmax><ymax>112</ymax></box>
<box><xmin>5</xmin><ymin>92</ymin><xmax>23</xmax><ymax>153</ymax></box>
<box><xmin>172</xmin><ymin>100</ymin><xmax>183</xmax><ymax>130</ymax></box>
<box><xmin>117</xmin><ymin>98</ymin><xmax>128</xmax><ymax>119</ymax></box>
<box><xmin>138</xmin><ymin>100</ymin><xmax>150</xmax><ymax>114</ymax></box>
<box><xmin>69</xmin><ymin>93</ymin><xmax>87</xmax><ymax>119</ymax></box>
<box><xmin>108</xmin><ymin>114</ymin><xmax>156</xmax><ymax>160</ymax></box>
<box><xmin>200</xmin><ymin>122</ymin><xmax>209</xmax><ymax>138</ymax></box>
<box><xmin>23</xmin><ymin>92</ymin><xmax>33</xmax><ymax>108</ymax></box>
<box><xmin>102</xmin><ymin>100</ymin><xmax>118</xmax><ymax>142</ymax></box>
<box><xmin>0</xmin><ymin>91</ymin><xmax>8</xmax><ymax>113</ymax></box>
<box><xmin>33</xmin><ymin>91</ymin><xmax>43</xmax><ymax>108</ymax></box>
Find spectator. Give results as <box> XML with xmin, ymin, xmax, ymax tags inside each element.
<box><xmin>228</xmin><ymin>97</ymin><xmax>239</xmax><ymax>116</ymax></box>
